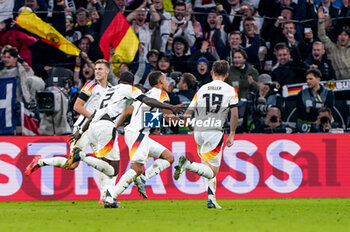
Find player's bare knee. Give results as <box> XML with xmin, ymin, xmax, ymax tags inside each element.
<box><xmin>130</xmin><ymin>162</ymin><xmax>144</xmax><ymax>176</ymax></box>
<box><xmin>167</xmin><ymin>155</ymin><xmax>174</xmax><ymax>164</ymax></box>
<box><xmin>68</xmin><ymin>162</ymin><xmax>79</xmax><ymax>170</ymax></box>
<box><xmin>206</xmin><ymin>163</ymin><xmax>219</xmax><ymax>177</ymax></box>
<box><xmin>111</xmin><ymin>161</ymin><xmax>119</xmax><ymax>176</ymax></box>
<box><xmin>102</xmin><ymin>158</ymin><xmax>119</xmax><ymax>177</ymax></box>
<box><xmin>160</xmin><ymin>150</ymin><xmax>174</xmax><ymax>164</ymax></box>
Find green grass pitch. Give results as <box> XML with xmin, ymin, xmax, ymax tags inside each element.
<box><xmin>0</xmin><ymin>198</ymin><xmax>349</xmax><ymax>232</ymax></box>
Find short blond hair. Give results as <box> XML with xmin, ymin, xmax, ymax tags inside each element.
<box><xmin>95</xmin><ymin>59</ymin><xmax>110</xmax><ymax>69</ymax></box>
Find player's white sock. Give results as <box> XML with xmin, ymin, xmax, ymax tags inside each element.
<box><xmin>105</xmin><ymin>175</ymin><xmax>117</xmax><ymax>190</ymax></box>
<box><xmin>83</xmin><ymin>156</ymin><xmax>115</xmax><ymax>177</ymax></box>
<box><xmin>112</xmin><ymin>169</ymin><xmax>137</xmax><ymax>199</ymax></box>
<box><xmin>186</xmin><ymin>162</ymin><xmax>214</xmax><ymax>179</ymax></box>
<box><xmin>143</xmin><ymin>159</ymin><xmax>170</xmax><ymax>180</ymax></box>
<box><xmin>38</xmin><ymin>157</ymin><xmax>67</xmax><ymax>168</ymax></box>
<box><xmin>99</xmin><ymin>173</ymin><xmax>107</xmax><ymax>200</ymax></box>
<box><xmin>205</xmin><ymin>177</ymin><xmax>217</xmax><ymax>200</ymax></box>
<box><xmin>100</xmin><ymin>173</ymin><xmax>117</xmax><ymax>200</ymax></box>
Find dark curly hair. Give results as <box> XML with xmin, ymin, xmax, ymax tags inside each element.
<box><xmin>172</xmin><ymin>36</ymin><xmax>189</xmax><ymax>55</ymax></box>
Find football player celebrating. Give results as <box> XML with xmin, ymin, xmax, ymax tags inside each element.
<box><xmin>174</xmin><ymin>60</ymin><xmax>239</xmax><ymax>209</ymax></box>
<box><xmin>103</xmin><ymin>71</ymin><xmax>182</xmax><ymax>207</ymax></box>
<box><xmin>67</xmin><ymin>71</ymin><xmax>183</xmax><ymax>208</ymax></box>
<box><xmin>25</xmin><ymin>59</ymin><xmax>113</xmax><ymax>204</ymax></box>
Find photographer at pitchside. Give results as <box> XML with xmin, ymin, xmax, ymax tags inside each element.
<box><xmin>252</xmin><ymin>107</ymin><xmax>292</xmax><ymax>134</ymax></box>
<box><xmin>310</xmin><ymin>107</ymin><xmax>344</xmax><ymax>133</ymax></box>
<box><xmin>249</xmin><ymin>74</ymin><xmax>285</xmax><ymax>132</ymax></box>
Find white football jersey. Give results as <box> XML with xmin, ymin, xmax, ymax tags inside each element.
<box><xmin>188</xmin><ymin>79</ymin><xmax>238</xmax><ymax>131</ymax></box>
<box><xmin>125</xmin><ymin>87</ymin><xmax>169</xmax><ymax>133</ymax></box>
<box><xmin>92</xmin><ymin>83</ymin><xmax>144</xmax><ymax>124</ymax></box>
<box><xmin>74</xmin><ymin>80</ymin><xmax>111</xmax><ymax>128</ymax></box>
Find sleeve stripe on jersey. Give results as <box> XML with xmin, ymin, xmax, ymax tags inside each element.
<box><xmin>191</xmin><ymin>92</ymin><xmax>198</xmax><ymax>103</ymax></box>
<box><xmin>85</xmin><ymin>83</ymin><xmax>96</xmax><ymax>94</ymax></box>
<box><xmin>81</xmin><ymin>81</ymin><xmax>94</xmax><ymax>90</ymax></box>
<box><xmin>132</xmin><ymin>86</ymin><xmax>140</xmax><ymax>93</ymax></box>
<box><xmin>229</xmin><ymin>93</ymin><xmax>239</xmax><ymax>107</ymax></box>
<box><xmin>160</xmin><ymin>90</ymin><xmax>170</xmax><ymax>102</ymax></box>
<box><xmin>233</xmin><ymin>94</ymin><xmax>239</xmax><ymax>101</ymax></box>
<box><xmin>81</xmin><ymin>81</ymin><xmax>97</xmax><ymax>95</ymax></box>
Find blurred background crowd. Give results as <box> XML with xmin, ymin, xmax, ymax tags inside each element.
<box><xmin>1</xmin><ymin>0</ymin><xmax>350</xmax><ymax>136</ymax></box>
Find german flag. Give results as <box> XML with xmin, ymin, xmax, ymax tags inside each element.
<box><xmin>16</xmin><ymin>8</ymin><xmax>80</xmax><ymax>56</ymax></box>
<box><xmin>288</xmin><ymin>86</ymin><xmax>303</xmax><ymax>95</ymax></box>
<box><xmin>99</xmin><ymin>0</ymin><xmax>139</xmax><ymax>75</ymax></box>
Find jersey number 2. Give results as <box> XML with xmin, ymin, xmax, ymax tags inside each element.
<box><xmin>99</xmin><ymin>91</ymin><xmax>114</xmax><ymax>109</ymax></box>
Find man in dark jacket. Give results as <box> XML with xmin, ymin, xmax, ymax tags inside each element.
<box><xmin>231</xmin><ymin>16</ymin><xmax>267</xmax><ymax>69</ymax></box>
<box><xmin>251</xmin><ymin>74</ymin><xmax>285</xmax><ymax>130</ymax></box>
<box><xmin>252</xmin><ymin>107</ymin><xmax>292</xmax><ymax>134</ymax></box>
<box><xmin>304</xmin><ymin>41</ymin><xmax>336</xmax><ymax>81</ymax></box>
<box><xmin>226</xmin><ymin>49</ymin><xmax>259</xmax><ymax>99</ymax></box>
<box><xmin>258</xmin><ymin>0</ymin><xmax>297</xmax><ymax>40</ymax></box>
<box><xmin>168</xmin><ymin>36</ymin><xmax>190</xmax><ymax>73</ymax></box>
<box><xmin>175</xmin><ymin>73</ymin><xmax>197</xmax><ymax>103</ymax></box>
<box><xmin>270</xmin><ymin>42</ymin><xmax>306</xmax><ymax>88</ymax></box>
<box><xmin>296</xmin><ymin>68</ymin><xmax>334</xmax><ymax>133</ymax></box>
<box><xmin>193</xmin><ymin>57</ymin><xmax>212</xmax><ymax>87</ymax></box>
<box><xmin>214</xmin><ymin>30</ymin><xmax>242</xmax><ymax>65</ymax></box>
<box><xmin>269</xmin><ymin>21</ymin><xmax>308</xmax><ymax>60</ymax></box>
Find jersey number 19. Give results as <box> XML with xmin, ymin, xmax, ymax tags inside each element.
<box><xmin>203</xmin><ymin>93</ymin><xmax>223</xmax><ymax>114</ymax></box>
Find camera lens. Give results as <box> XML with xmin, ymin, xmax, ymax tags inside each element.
<box><xmin>270</xmin><ymin>115</ymin><xmax>278</xmax><ymax>123</ymax></box>
<box><xmin>320</xmin><ymin>116</ymin><xmax>330</xmax><ymax>124</ymax></box>
<box><xmin>269</xmin><ymin>82</ymin><xmax>280</xmax><ymax>90</ymax></box>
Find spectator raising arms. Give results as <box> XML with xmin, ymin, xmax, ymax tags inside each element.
<box><xmin>304</xmin><ymin>41</ymin><xmax>336</xmax><ymax>81</ymax></box>
<box><xmin>318</xmin><ymin>7</ymin><xmax>350</xmax><ymax>80</ymax></box>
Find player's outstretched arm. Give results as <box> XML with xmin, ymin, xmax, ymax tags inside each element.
<box><xmin>183</xmin><ymin>109</ymin><xmax>194</xmax><ymax>131</ymax></box>
<box><xmin>115</xmin><ymin>105</ymin><xmax>134</xmax><ymax>129</ymax></box>
<box><xmin>162</xmin><ymin>108</ymin><xmax>182</xmax><ymax>124</ymax></box>
<box><xmin>74</xmin><ymin>98</ymin><xmax>92</xmax><ymax>118</ymax></box>
<box><xmin>141</xmin><ymin>96</ymin><xmax>184</xmax><ymax>114</ymax></box>
<box><xmin>226</xmin><ymin>106</ymin><xmax>238</xmax><ymax>147</ymax></box>
<box><xmin>183</xmin><ymin>109</ymin><xmax>194</xmax><ymax>123</ymax></box>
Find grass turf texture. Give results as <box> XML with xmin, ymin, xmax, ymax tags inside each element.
<box><xmin>0</xmin><ymin>198</ymin><xmax>349</xmax><ymax>232</ymax></box>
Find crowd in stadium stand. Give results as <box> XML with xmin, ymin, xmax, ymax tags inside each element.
<box><xmin>0</xmin><ymin>0</ymin><xmax>350</xmax><ymax>135</ymax></box>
